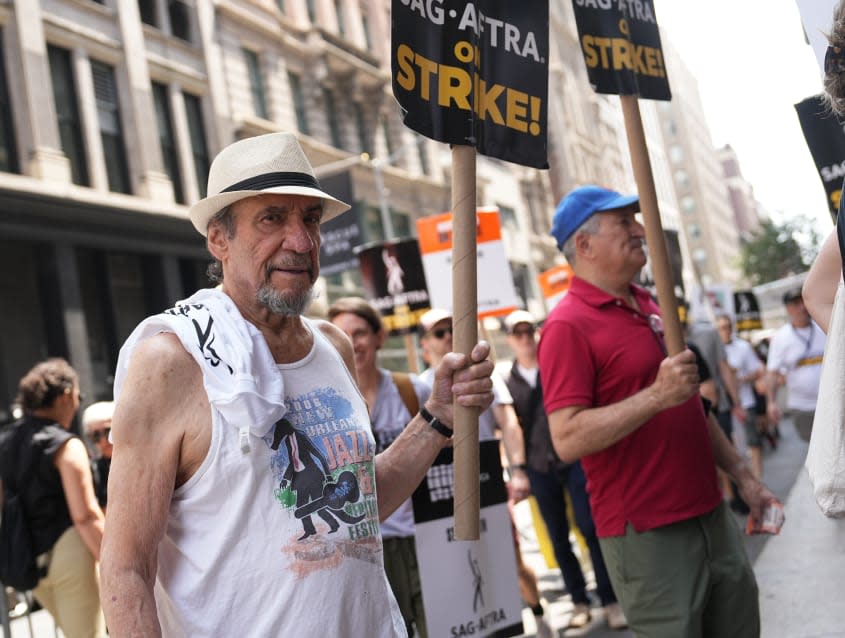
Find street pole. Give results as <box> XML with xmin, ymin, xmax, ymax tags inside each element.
<box><xmin>372</xmin><ymin>159</ymin><xmax>396</xmax><ymax>241</ymax></box>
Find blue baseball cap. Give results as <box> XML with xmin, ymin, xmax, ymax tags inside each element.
<box><xmin>550</xmin><ymin>185</ymin><xmax>640</xmax><ymax>250</ymax></box>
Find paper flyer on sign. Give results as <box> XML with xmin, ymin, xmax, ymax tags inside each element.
<box><xmin>416</xmin><ymin>209</ymin><xmax>520</xmax><ymax>318</ymax></box>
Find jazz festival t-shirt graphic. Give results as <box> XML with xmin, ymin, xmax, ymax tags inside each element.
<box><xmin>267</xmin><ymin>386</ymin><xmax>381</xmax><ymax>577</ymax></box>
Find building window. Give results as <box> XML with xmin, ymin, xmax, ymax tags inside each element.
<box><xmin>48</xmin><ymin>45</ymin><xmax>89</xmax><ymax>186</ymax></box>
<box><xmin>693</xmin><ymin>248</ymin><xmax>708</xmax><ymax>264</ymax></box>
<box><xmin>183</xmin><ymin>92</ymin><xmax>209</xmax><ymax>198</ymax></box>
<box><xmin>243</xmin><ymin>49</ymin><xmax>268</xmax><ymax>119</ymax></box>
<box><xmin>416</xmin><ymin>136</ymin><xmax>430</xmax><ymax>175</ymax></box>
<box><xmin>362</xmin><ymin>203</ymin><xmax>384</xmax><ymax>243</ymax></box>
<box><xmin>664</xmin><ymin>119</ymin><xmax>678</xmax><ymax>136</ymax></box>
<box><xmin>669</xmin><ymin>144</ymin><xmax>684</xmax><ymax>164</ymax></box>
<box><xmin>497</xmin><ymin>204</ymin><xmax>517</xmax><ymax>228</ymax></box>
<box><xmin>305</xmin><ymin>0</ymin><xmax>316</xmax><ymax>22</ymax></box>
<box><xmin>92</xmin><ymin>60</ymin><xmax>131</xmax><ymax>194</ymax></box>
<box><xmin>324</xmin><ymin>88</ymin><xmax>343</xmax><ymax>149</ymax></box>
<box><xmin>0</xmin><ymin>30</ymin><xmax>18</xmax><ymax>174</ymax></box>
<box><xmin>680</xmin><ymin>195</ymin><xmax>695</xmax><ymax>214</ymax></box>
<box><xmin>334</xmin><ymin>0</ymin><xmax>345</xmax><ymax>36</ymax></box>
<box><xmin>138</xmin><ymin>0</ymin><xmax>157</xmax><ymax>26</ymax></box>
<box><xmin>674</xmin><ymin>169</ymin><xmax>689</xmax><ymax>189</ymax></box>
<box><xmin>354</xmin><ymin>103</ymin><xmax>369</xmax><ymax>155</ymax></box>
<box><xmin>687</xmin><ymin>222</ymin><xmax>701</xmax><ymax>238</ymax></box>
<box><xmin>152</xmin><ymin>82</ymin><xmax>184</xmax><ymax>204</ymax></box>
<box><xmin>391</xmin><ymin>210</ymin><xmax>411</xmax><ymax>239</ymax></box>
<box><xmin>288</xmin><ymin>72</ymin><xmax>309</xmax><ymax>134</ymax></box>
<box><xmin>169</xmin><ymin>0</ymin><xmax>191</xmax><ymax>42</ymax></box>
<box><xmin>361</xmin><ymin>12</ymin><xmax>372</xmax><ymax>50</ymax></box>
<box><xmin>382</xmin><ymin>117</ymin><xmax>393</xmax><ymax>157</ymax></box>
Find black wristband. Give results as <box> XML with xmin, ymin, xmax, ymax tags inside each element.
<box><xmin>420</xmin><ymin>405</ymin><xmax>454</xmax><ymax>438</ymax></box>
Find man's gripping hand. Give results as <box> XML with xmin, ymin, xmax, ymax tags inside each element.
<box><xmin>425</xmin><ymin>342</ymin><xmax>494</xmax><ymax>427</ymax></box>
<box><xmin>650</xmin><ymin>349</ymin><xmax>700</xmax><ymax>410</ymax></box>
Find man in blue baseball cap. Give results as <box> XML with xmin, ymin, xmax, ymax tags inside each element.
<box><xmin>538</xmin><ymin>184</ymin><xmax>779</xmax><ymax>637</ymax></box>
<box><xmin>550</xmin><ymin>184</ymin><xmax>640</xmax><ymax>252</ymax></box>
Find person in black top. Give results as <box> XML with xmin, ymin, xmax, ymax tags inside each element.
<box><xmin>0</xmin><ymin>359</ymin><xmax>105</xmax><ymax>638</ymax></box>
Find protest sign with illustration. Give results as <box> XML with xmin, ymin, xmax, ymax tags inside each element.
<box><xmin>355</xmin><ymin>238</ymin><xmax>431</xmax><ymax>335</ymax></box>
<box><xmin>412</xmin><ymin>441</ymin><xmax>523</xmax><ymax>638</ymax></box>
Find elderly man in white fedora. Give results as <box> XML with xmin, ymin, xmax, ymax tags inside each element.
<box><xmin>99</xmin><ymin>132</ymin><xmax>495</xmax><ymax>637</ymax></box>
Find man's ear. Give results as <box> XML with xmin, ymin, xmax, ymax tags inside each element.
<box><xmin>207</xmin><ymin>222</ymin><xmax>229</xmax><ymax>261</ymax></box>
<box><xmin>574</xmin><ymin>230</ymin><xmax>592</xmax><ymax>260</ymax></box>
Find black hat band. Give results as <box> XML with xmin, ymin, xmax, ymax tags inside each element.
<box><xmin>221</xmin><ymin>171</ymin><xmax>321</xmax><ymax>194</ymax></box>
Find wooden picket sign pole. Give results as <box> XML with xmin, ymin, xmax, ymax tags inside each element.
<box><xmin>619</xmin><ymin>94</ymin><xmax>685</xmax><ymax>356</ymax></box>
<box><xmin>403</xmin><ymin>333</ymin><xmax>419</xmax><ymax>374</ymax></box>
<box><xmin>451</xmin><ymin>144</ymin><xmax>480</xmax><ymax>540</ymax></box>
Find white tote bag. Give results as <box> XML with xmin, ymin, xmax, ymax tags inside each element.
<box><xmin>806</xmin><ymin>277</ymin><xmax>845</xmax><ymax>517</ymax></box>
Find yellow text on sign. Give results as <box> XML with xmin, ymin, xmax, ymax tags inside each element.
<box><xmin>395</xmin><ymin>42</ymin><xmax>542</xmax><ymax>136</ymax></box>
<box><xmin>580</xmin><ymin>35</ymin><xmax>665</xmax><ymax>78</ymax></box>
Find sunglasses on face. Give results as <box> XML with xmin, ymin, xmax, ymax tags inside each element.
<box><xmin>430</xmin><ymin>326</ymin><xmax>453</xmax><ymax>340</ymax></box>
<box><xmin>89</xmin><ymin>427</ymin><xmax>111</xmax><ymax>443</ymax></box>
<box><xmin>510</xmin><ymin>327</ymin><xmax>535</xmax><ymax>338</ymax></box>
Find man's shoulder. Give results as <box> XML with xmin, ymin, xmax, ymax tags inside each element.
<box><xmin>130</xmin><ymin>331</ymin><xmax>197</xmax><ymax>368</ymax></box>
<box><xmin>770</xmin><ymin>322</ymin><xmax>794</xmax><ymax>343</ymax></box>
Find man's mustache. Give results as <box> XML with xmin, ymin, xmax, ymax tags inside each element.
<box><xmin>265</xmin><ymin>258</ymin><xmax>313</xmax><ymax>277</ymax></box>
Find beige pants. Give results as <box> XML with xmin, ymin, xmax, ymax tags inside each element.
<box><xmin>33</xmin><ymin>526</ymin><xmax>106</xmax><ymax>638</ymax></box>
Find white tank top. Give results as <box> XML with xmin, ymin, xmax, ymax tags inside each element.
<box><xmin>153</xmin><ymin>318</ymin><xmax>406</xmax><ymax>637</ymax></box>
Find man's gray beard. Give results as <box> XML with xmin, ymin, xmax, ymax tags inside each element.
<box><xmin>256</xmin><ymin>283</ymin><xmax>315</xmax><ymax>316</ymax></box>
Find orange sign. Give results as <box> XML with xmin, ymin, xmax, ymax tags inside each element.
<box><xmin>416</xmin><ymin>207</ymin><xmax>503</xmax><ymax>255</ymax></box>
<box><xmin>537</xmin><ymin>263</ymin><xmax>574</xmax><ymax>307</ymax></box>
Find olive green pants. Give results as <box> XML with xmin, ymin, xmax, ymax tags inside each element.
<box><xmin>599</xmin><ymin>502</ymin><xmax>759</xmax><ymax>638</ymax></box>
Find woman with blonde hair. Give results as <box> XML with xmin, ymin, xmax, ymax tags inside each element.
<box><xmin>0</xmin><ymin>358</ymin><xmax>106</xmax><ymax>638</ymax></box>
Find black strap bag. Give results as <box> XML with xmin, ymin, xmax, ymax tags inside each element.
<box><xmin>0</xmin><ymin>425</ymin><xmax>43</xmax><ymax>591</ymax></box>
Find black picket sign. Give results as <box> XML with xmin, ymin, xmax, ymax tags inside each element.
<box><xmin>795</xmin><ymin>94</ymin><xmax>845</xmax><ymax>220</ymax></box>
<box><xmin>570</xmin><ymin>0</ymin><xmax>671</xmax><ymax>101</ymax></box>
<box><xmin>391</xmin><ymin>1</ymin><xmax>549</xmax><ymax>169</ymax></box>
<box><xmin>355</xmin><ymin>238</ymin><xmax>431</xmax><ymax>335</ymax></box>
<box><xmin>733</xmin><ymin>290</ymin><xmax>762</xmax><ymax>332</ymax></box>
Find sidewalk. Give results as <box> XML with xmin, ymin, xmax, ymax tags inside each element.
<box><xmin>755</xmin><ymin>464</ymin><xmax>845</xmax><ymax>637</ymax></box>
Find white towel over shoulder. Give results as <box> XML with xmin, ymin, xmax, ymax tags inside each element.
<box><xmin>114</xmin><ymin>288</ymin><xmax>286</xmax><ymax>438</ymax></box>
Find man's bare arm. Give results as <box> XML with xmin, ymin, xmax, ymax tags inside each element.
<box><xmin>375</xmin><ymin>343</ymin><xmax>494</xmax><ymax>520</ymax></box>
<box><xmin>548</xmin><ymin>350</ymin><xmax>699</xmax><ymax>463</ymax></box>
<box><xmin>492</xmin><ymin>403</ymin><xmax>530</xmax><ymax>502</ymax></box>
<box><xmin>706</xmin><ymin>411</ymin><xmax>778</xmax><ymax>523</ymax></box>
<box><xmin>100</xmin><ymin>334</ymin><xmax>208</xmax><ymax>637</ymax></box>
<box><xmin>804</xmin><ymin>229</ymin><xmax>840</xmax><ymax>332</ymax></box>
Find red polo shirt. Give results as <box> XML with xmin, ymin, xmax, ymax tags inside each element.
<box><xmin>538</xmin><ymin>277</ymin><xmax>721</xmax><ymax>537</ymax></box>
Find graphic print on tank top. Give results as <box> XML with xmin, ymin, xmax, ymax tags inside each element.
<box><xmin>267</xmin><ymin>386</ymin><xmax>382</xmax><ymax>577</ymax></box>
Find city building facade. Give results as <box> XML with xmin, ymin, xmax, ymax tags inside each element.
<box><xmin>0</xmin><ymin>0</ymin><xmax>749</xmax><ymax>417</ymax></box>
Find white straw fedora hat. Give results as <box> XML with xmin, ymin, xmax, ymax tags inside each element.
<box><xmin>189</xmin><ymin>132</ymin><xmax>351</xmax><ymax>236</ymax></box>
